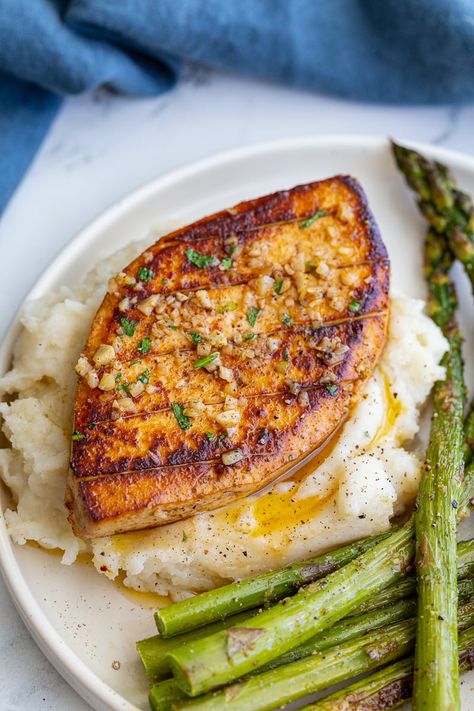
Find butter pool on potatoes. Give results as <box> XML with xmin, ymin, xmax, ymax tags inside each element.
<box><xmin>0</xmin><ymin>239</ymin><xmax>447</xmax><ymax>600</ymax></box>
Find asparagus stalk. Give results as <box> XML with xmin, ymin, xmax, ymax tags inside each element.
<box><xmin>391</xmin><ymin>141</ymin><xmax>474</xmax><ymax>292</ymax></box>
<box><xmin>459</xmin><ymin>413</ymin><xmax>474</xmax><ymax>519</ymax></box>
<box><xmin>464</xmin><ymin>399</ymin><xmax>474</xmax><ymax>465</ymax></box>
<box><xmin>413</xmin><ymin>223</ymin><xmax>465</xmax><ymax>708</ymax></box>
<box><xmin>459</xmin><ymin>577</ymin><xmax>474</xmax><ymax>601</ymax></box>
<box><xmin>138</xmin><ymin>540</ymin><xmax>474</xmax><ymax>682</ymax></box>
<box><xmin>358</xmin><ymin>539</ymin><xmax>474</xmax><ymax>616</ymax></box>
<box><xmin>150</xmin><ymin>598</ymin><xmax>420</xmax><ymax>710</ymax></box>
<box><xmin>154</xmin><ymin>528</ymin><xmax>394</xmax><ymax>638</ymax></box>
<box><xmin>140</xmin><ymin>578</ymin><xmax>474</xmax><ymax>686</ymax></box>
<box><xmin>157</xmin><ymin>604</ymin><xmax>474</xmax><ymax>711</ymax></box>
<box><xmin>303</xmin><ymin>623</ymin><xmax>474</xmax><ymax>711</ymax></box>
<box><xmin>423</xmin><ymin>229</ymin><xmax>456</xmax><ymax>330</ymax></box>
<box><xmin>449</xmin><ymin>190</ymin><xmax>474</xmax><ymax>291</ymax></box>
<box><xmin>152</xmin><ymin>619</ymin><xmax>416</xmax><ymax>711</ymax></box>
<box><xmin>460</xmin><ymin>462</ymin><xmax>474</xmax><ymax>521</ymax></box>
<box><xmin>138</xmin><ymin>609</ymin><xmax>260</xmax><ymax>682</ymax></box>
<box><xmin>150</xmin><ymin>678</ymin><xmax>185</xmax><ymax>711</ymax></box>
<box><xmin>167</xmin><ymin>520</ymin><xmax>415</xmax><ymax>695</ymax></box>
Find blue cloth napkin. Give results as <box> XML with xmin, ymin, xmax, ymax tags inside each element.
<box><xmin>1</xmin><ymin>0</ymin><xmax>474</xmax><ymax>212</ymax></box>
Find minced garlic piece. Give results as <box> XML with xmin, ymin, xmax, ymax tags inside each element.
<box><xmin>137</xmin><ymin>295</ymin><xmax>160</xmax><ymax>316</ymax></box>
<box><xmin>93</xmin><ymin>344</ymin><xmax>115</xmax><ymax>367</ymax></box>
<box><xmin>315</xmin><ymin>261</ymin><xmax>330</xmax><ymax>278</ymax></box>
<box><xmin>297</xmin><ymin>390</ymin><xmax>310</xmax><ymax>408</ymax></box>
<box><xmin>85</xmin><ymin>370</ymin><xmax>99</xmax><ymax>389</ymax></box>
<box><xmin>218</xmin><ymin>365</ymin><xmax>234</xmax><ymax>382</ymax></box>
<box><xmin>224</xmin><ymin>395</ymin><xmax>239</xmax><ymax>409</ymax></box>
<box><xmin>253</xmin><ymin>275</ymin><xmax>274</xmax><ymax>296</ymax></box>
<box><xmin>208</xmin><ymin>333</ymin><xmax>228</xmax><ymax>348</ymax></box>
<box><xmin>108</xmin><ymin>271</ymin><xmax>136</xmax><ymax>294</ymax></box>
<box><xmin>115</xmin><ymin>397</ymin><xmax>136</xmax><ymax>413</ymax></box>
<box><xmin>118</xmin><ymin>297</ymin><xmax>130</xmax><ymax>312</ymax></box>
<box><xmin>221</xmin><ymin>449</ymin><xmax>244</xmax><ymax>465</ymax></box>
<box><xmin>129</xmin><ymin>381</ymin><xmax>145</xmax><ymax>398</ymax></box>
<box><xmin>183</xmin><ymin>400</ymin><xmax>205</xmax><ymax>418</ymax></box>
<box><xmin>195</xmin><ymin>290</ymin><xmax>213</xmax><ymax>309</ymax></box>
<box><xmin>75</xmin><ymin>355</ymin><xmax>92</xmax><ymax>377</ymax></box>
<box><xmin>341</xmin><ymin>270</ymin><xmax>358</xmax><ymax>286</ymax></box>
<box><xmin>291</xmin><ymin>251</ymin><xmax>305</xmax><ymax>273</ymax></box>
<box><xmin>196</xmin><ymin>341</ymin><xmax>212</xmax><ymax>357</ymax></box>
<box><xmin>267</xmin><ymin>337</ymin><xmax>281</xmax><ymax>353</ymax></box>
<box><xmin>338</xmin><ymin>203</ymin><xmax>353</xmax><ymax>222</ymax></box>
<box><xmin>215</xmin><ymin>409</ymin><xmax>241</xmax><ymax>427</ymax></box>
<box><xmin>98</xmin><ymin>372</ymin><xmax>115</xmax><ymax>391</ymax></box>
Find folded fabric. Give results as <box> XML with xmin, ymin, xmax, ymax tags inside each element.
<box><xmin>1</xmin><ymin>0</ymin><xmax>474</xmax><ymax>212</ymax></box>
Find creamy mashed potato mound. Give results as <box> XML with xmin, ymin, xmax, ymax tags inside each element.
<box><xmin>0</xmin><ymin>242</ymin><xmax>448</xmax><ymax>599</ymax></box>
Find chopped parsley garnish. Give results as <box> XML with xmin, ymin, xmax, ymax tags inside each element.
<box><xmin>205</xmin><ymin>431</ymin><xmax>217</xmax><ymax>442</ymax></box>
<box><xmin>274</xmin><ymin>279</ymin><xmax>283</xmax><ymax>295</ymax></box>
<box><xmin>189</xmin><ymin>331</ymin><xmax>202</xmax><ymax>345</ymax></box>
<box><xmin>281</xmin><ymin>313</ymin><xmax>292</xmax><ymax>326</ymax></box>
<box><xmin>217</xmin><ymin>301</ymin><xmax>237</xmax><ymax>313</ymax></box>
<box><xmin>161</xmin><ymin>277</ymin><xmax>169</xmax><ymax>285</ymax></box>
<box><xmin>244</xmin><ymin>332</ymin><xmax>255</xmax><ymax>341</ymax></box>
<box><xmin>305</xmin><ymin>261</ymin><xmax>315</xmax><ymax>272</ymax></box>
<box><xmin>326</xmin><ymin>384</ymin><xmax>339</xmax><ymax>395</ymax></box>
<box><xmin>171</xmin><ymin>403</ymin><xmax>191</xmax><ymax>430</ymax></box>
<box><xmin>349</xmin><ymin>299</ymin><xmax>361</xmax><ymax>313</ymax></box>
<box><xmin>299</xmin><ymin>210</ymin><xmax>327</xmax><ymax>229</ymax></box>
<box><xmin>168</xmin><ymin>321</ymin><xmax>177</xmax><ymax>330</ymax></box>
<box><xmin>194</xmin><ymin>352</ymin><xmax>219</xmax><ymax>369</ymax></box>
<box><xmin>120</xmin><ymin>317</ymin><xmax>138</xmax><ymax>337</ymax></box>
<box><xmin>246</xmin><ymin>306</ymin><xmax>260</xmax><ymax>327</ymax></box>
<box><xmin>282</xmin><ymin>349</ymin><xmax>290</xmax><ymax>362</ymax></box>
<box><xmin>138</xmin><ymin>337</ymin><xmax>151</xmax><ymax>354</ymax></box>
<box><xmin>185</xmin><ymin>248</ymin><xmax>219</xmax><ymax>269</ymax></box>
<box><xmin>137</xmin><ymin>368</ymin><xmax>150</xmax><ymax>384</ymax></box>
<box><xmin>220</xmin><ymin>257</ymin><xmax>233</xmax><ymax>271</ymax></box>
<box><xmin>137</xmin><ymin>266</ymin><xmax>154</xmax><ymax>282</ymax></box>
<box><xmin>228</xmin><ymin>245</ymin><xmax>237</xmax><ymax>255</ymax></box>
<box><xmin>71</xmin><ymin>431</ymin><xmax>85</xmax><ymax>441</ymax></box>
<box><xmin>218</xmin><ymin>433</ymin><xmax>227</xmax><ymax>444</ymax></box>
<box><xmin>115</xmin><ymin>372</ymin><xmax>122</xmax><ymax>383</ymax></box>
<box><xmin>130</xmin><ymin>358</ymin><xmax>141</xmax><ymax>366</ymax></box>
<box><xmin>117</xmin><ymin>382</ymin><xmax>130</xmax><ymax>394</ymax></box>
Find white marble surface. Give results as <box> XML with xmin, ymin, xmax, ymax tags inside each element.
<box><xmin>0</xmin><ymin>66</ymin><xmax>474</xmax><ymax>710</ymax></box>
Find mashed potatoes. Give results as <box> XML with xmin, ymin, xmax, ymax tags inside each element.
<box><xmin>0</xmin><ymin>242</ymin><xmax>447</xmax><ymax>599</ymax></box>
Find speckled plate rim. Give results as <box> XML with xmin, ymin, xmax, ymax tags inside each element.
<box><xmin>1</xmin><ymin>134</ymin><xmax>474</xmax><ymax>711</ymax></box>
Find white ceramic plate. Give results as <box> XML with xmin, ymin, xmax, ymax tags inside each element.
<box><xmin>1</xmin><ymin>136</ymin><xmax>474</xmax><ymax>710</ymax></box>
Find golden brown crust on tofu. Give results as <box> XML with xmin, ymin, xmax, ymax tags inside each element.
<box><xmin>67</xmin><ymin>176</ymin><xmax>390</xmax><ymax>539</ymax></box>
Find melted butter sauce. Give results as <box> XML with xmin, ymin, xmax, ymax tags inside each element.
<box><xmin>222</xmin><ymin>370</ymin><xmax>402</xmax><ymax>540</ymax></box>
<box><xmin>112</xmin><ymin>528</ymin><xmax>157</xmax><ymax>557</ymax></box>
<box><xmin>28</xmin><ymin>540</ymin><xmax>170</xmax><ymax>609</ymax></box>
<box><xmin>114</xmin><ymin>570</ymin><xmax>170</xmax><ymax>609</ymax></box>
<box><xmin>250</xmin><ymin>429</ymin><xmax>345</xmax><ymax>537</ymax></box>
<box><xmin>221</xmin><ymin>426</ymin><xmax>345</xmax><ymax>538</ymax></box>
<box><xmin>367</xmin><ymin>369</ymin><xmax>402</xmax><ymax>450</ymax></box>
<box><xmin>250</xmin><ymin>485</ymin><xmax>337</xmax><ymax>537</ymax></box>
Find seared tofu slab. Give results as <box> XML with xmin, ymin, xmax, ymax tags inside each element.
<box><xmin>67</xmin><ymin>177</ymin><xmax>390</xmax><ymax>538</ymax></box>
